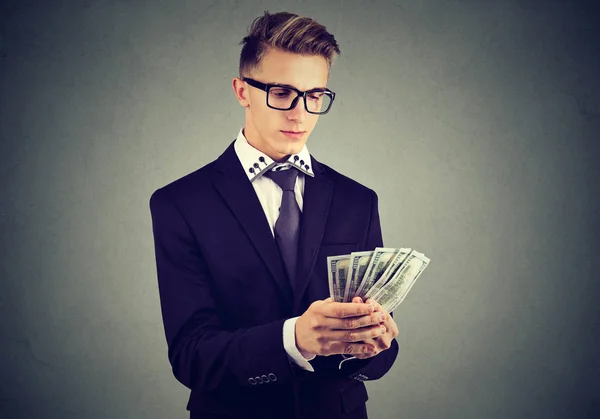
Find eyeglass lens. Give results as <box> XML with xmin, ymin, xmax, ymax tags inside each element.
<box><xmin>268</xmin><ymin>87</ymin><xmax>332</xmax><ymax>113</ymax></box>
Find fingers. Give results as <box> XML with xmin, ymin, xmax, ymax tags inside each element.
<box><xmin>363</xmin><ymin>299</ymin><xmax>398</xmax><ymax>339</ymax></box>
<box><xmin>327</xmin><ymin>323</ymin><xmax>387</xmax><ymax>342</ymax></box>
<box><xmin>318</xmin><ymin>311</ymin><xmax>387</xmax><ymax>330</ymax></box>
<box><xmin>383</xmin><ymin>317</ymin><xmax>399</xmax><ymax>339</ymax></box>
<box><xmin>364</xmin><ymin>298</ymin><xmax>386</xmax><ymax>312</ymax></box>
<box><xmin>320</xmin><ymin>301</ymin><xmax>375</xmax><ymax>318</ymax></box>
<box><xmin>352</xmin><ymin>296</ymin><xmax>382</xmax><ymax>311</ymax></box>
<box><xmin>324</xmin><ymin>341</ymin><xmax>377</xmax><ymax>356</ymax></box>
<box><xmin>351</xmin><ymin>297</ymin><xmax>385</xmax><ymax>313</ymax></box>
<box><xmin>351</xmin><ymin>333</ymin><xmax>394</xmax><ymax>359</ymax></box>
<box><xmin>297</xmin><ymin>298</ymin><xmax>396</xmax><ymax>357</ymax></box>
<box><xmin>348</xmin><ymin>340</ymin><xmax>389</xmax><ymax>359</ymax></box>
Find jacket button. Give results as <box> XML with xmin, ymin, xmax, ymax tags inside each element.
<box><xmin>255</xmin><ymin>376</ymin><xmax>263</xmax><ymax>384</ymax></box>
<box><xmin>248</xmin><ymin>378</ymin><xmax>256</xmax><ymax>385</ymax></box>
<box><xmin>268</xmin><ymin>373</ymin><xmax>277</xmax><ymax>382</ymax></box>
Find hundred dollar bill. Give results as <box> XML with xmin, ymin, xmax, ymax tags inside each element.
<box><xmin>372</xmin><ymin>251</ymin><xmax>430</xmax><ymax>312</ymax></box>
<box><xmin>364</xmin><ymin>248</ymin><xmax>412</xmax><ymax>301</ymax></box>
<box><xmin>343</xmin><ymin>251</ymin><xmax>374</xmax><ymax>302</ymax></box>
<box><xmin>355</xmin><ymin>248</ymin><xmax>399</xmax><ymax>299</ymax></box>
<box><xmin>327</xmin><ymin>255</ymin><xmax>351</xmax><ymax>302</ymax></box>
<box><xmin>384</xmin><ymin>262</ymin><xmax>429</xmax><ymax>313</ymax></box>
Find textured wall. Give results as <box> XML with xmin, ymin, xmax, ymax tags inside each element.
<box><xmin>1</xmin><ymin>1</ymin><xmax>599</xmax><ymax>418</ymax></box>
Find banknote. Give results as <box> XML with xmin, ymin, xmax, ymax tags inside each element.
<box><xmin>364</xmin><ymin>248</ymin><xmax>412</xmax><ymax>301</ymax></box>
<box><xmin>327</xmin><ymin>255</ymin><xmax>351</xmax><ymax>302</ymax></box>
<box><xmin>343</xmin><ymin>251</ymin><xmax>374</xmax><ymax>302</ymax></box>
<box><xmin>328</xmin><ymin>247</ymin><xmax>430</xmax><ymax>312</ymax></box>
<box><xmin>355</xmin><ymin>248</ymin><xmax>399</xmax><ymax>299</ymax></box>
<box><xmin>370</xmin><ymin>251</ymin><xmax>431</xmax><ymax>312</ymax></box>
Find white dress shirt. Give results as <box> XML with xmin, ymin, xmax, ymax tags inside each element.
<box><xmin>233</xmin><ymin>127</ymin><xmax>316</xmax><ymax>372</ymax></box>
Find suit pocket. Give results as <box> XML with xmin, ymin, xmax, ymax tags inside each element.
<box><xmin>340</xmin><ymin>382</ymin><xmax>369</xmax><ymax>413</ymax></box>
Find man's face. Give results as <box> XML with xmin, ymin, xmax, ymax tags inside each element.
<box><xmin>233</xmin><ymin>48</ymin><xmax>329</xmax><ymax>161</ymax></box>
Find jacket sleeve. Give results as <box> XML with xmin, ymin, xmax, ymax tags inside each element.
<box><xmin>313</xmin><ymin>189</ymin><xmax>400</xmax><ymax>381</ymax></box>
<box><xmin>149</xmin><ymin>188</ymin><xmax>296</xmax><ymax>391</ymax></box>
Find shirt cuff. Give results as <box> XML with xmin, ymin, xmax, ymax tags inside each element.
<box><xmin>283</xmin><ymin>317</ymin><xmax>315</xmax><ymax>372</ymax></box>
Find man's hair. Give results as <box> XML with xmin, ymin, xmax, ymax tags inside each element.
<box><xmin>239</xmin><ymin>11</ymin><xmax>341</xmax><ymax>78</ymax></box>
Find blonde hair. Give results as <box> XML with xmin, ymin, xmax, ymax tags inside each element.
<box><xmin>239</xmin><ymin>11</ymin><xmax>341</xmax><ymax>78</ymax></box>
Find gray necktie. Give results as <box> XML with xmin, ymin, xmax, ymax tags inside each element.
<box><xmin>264</xmin><ymin>168</ymin><xmax>300</xmax><ymax>285</ymax></box>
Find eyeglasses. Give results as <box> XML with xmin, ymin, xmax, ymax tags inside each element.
<box><xmin>243</xmin><ymin>77</ymin><xmax>336</xmax><ymax>115</ymax></box>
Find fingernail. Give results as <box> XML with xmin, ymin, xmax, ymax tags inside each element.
<box><xmin>380</xmin><ymin>325</ymin><xmax>386</xmax><ymax>333</ymax></box>
<box><xmin>379</xmin><ymin>314</ymin><xmax>386</xmax><ymax>322</ymax></box>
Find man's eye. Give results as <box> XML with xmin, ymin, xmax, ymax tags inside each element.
<box><xmin>308</xmin><ymin>93</ymin><xmax>324</xmax><ymax>101</ymax></box>
<box><xmin>271</xmin><ymin>88</ymin><xmax>292</xmax><ymax>98</ymax></box>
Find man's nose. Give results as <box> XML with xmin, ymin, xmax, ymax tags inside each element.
<box><xmin>286</xmin><ymin>96</ymin><xmax>307</xmax><ymax>121</ymax></box>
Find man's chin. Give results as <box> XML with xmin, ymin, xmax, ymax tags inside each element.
<box><xmin>272</xmin><ymin>143</ymin><xmax>304</xmax><ymax>158</ymax></box>
<box><xmin>283</xmin><ymin>146</ymin><xmax>305</xmax><ymax>158</ymax></box>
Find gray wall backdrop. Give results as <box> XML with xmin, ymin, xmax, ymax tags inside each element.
<box><xmin>1</xmin><ymin>0</ymin><xmax>599</xmax><ymax>418</ymax></box>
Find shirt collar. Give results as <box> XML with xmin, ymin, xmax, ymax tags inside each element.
<box><xmin>233</xmin><ymin>127</ymin><xmax>315</xmax><ymax>182</ymax></box>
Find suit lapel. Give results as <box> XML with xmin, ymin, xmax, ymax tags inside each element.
<box><xmin>293</xmin><ymin>158</ymin><xmax>334</xmax><ymax>313</ymax></box>
<box><xmin>213</xmin><ymin>143</ymin><xmax>293</xmax><ymax>305</ymax></box>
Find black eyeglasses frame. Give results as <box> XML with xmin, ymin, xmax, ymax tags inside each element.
<box><xmin>242</xmin><ymin>77</ymin><xmax>336</xmax><ymax>115</ymax></box>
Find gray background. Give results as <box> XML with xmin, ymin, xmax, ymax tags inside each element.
<box><xmin>1</xmin><ymin>0</ymin><xmax>599</xmax><ymax>418</ymax></box>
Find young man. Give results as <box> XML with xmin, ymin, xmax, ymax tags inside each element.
<box><xmin>149</xmin><ymin>11</ymin><xmax>399</xmax><ymax>419</ymax></box>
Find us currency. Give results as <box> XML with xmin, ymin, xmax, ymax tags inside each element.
<box><xmin>343</xmin><ymin>251</ymin><xmax>374</xmax><ymax>302</ymax></box>
<box><xmin>384</xmin><ymin>258</ymin><xmax>429</xmax><ymax>313</ymax></box>
<box><xmin>387</xmin><ymin>251</ymin><xmax>430</xmax><ymax>312</ymax></box>
<box><xmin>355</xmin><ymin>248</ymin><xmax>399</xmax><ymax>299</ymax></box>
<box><xmin>370</xmin><ymin>251</ymin><xmax>431</xmax><ymax>312</ymax></box>
<box><xmin>327</xmin><ymin>255</ymin><xmax>351</xmax><ymax>302</ymax></box>
<box><xmin>364</xmin><ymin>248</ymin><xmax>412</xmax><ymax>301</ymax></box>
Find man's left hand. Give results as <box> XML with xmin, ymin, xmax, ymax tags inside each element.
<box><xmin>350</xmin><ymin>296</ymin><xmax>398</xmax><ymax>359</ymax></box>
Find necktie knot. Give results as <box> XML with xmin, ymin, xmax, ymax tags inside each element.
<box><xmin>264</xmin><ymin>168</ymin><xmax>299</xmax><ymax>191</ymax></box>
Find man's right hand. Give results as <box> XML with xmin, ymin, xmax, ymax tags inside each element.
<box><xmin>295</xmin><ymin>298</ymin><xmax>388</xmax><ymax>358</ymax></box>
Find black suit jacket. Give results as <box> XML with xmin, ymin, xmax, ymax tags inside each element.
<box><xmin>149</xmin><ymin>141</ymin><xmax>399</xmax><ymax>418</ymax></box>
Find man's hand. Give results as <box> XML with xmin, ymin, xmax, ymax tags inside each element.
<box><xmin>350</xmin><ymin>297</ymin><xmax>399</xmax><ymax>359</ymax></box>
<box><xmin>295</xmin><ymin>298</ymin><xmax>388</xmax><ymax>358</ymax></box>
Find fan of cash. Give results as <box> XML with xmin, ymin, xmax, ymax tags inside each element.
<box><xmin>327</xmin><ymin>247</ymin><xmax>430</xmax><ymax>313</ymax></box>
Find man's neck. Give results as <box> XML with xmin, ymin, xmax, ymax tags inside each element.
<box><xmin>243</xmin><ymin>128</ymin><xmax>289</xmax><ymax>162</ymax></box>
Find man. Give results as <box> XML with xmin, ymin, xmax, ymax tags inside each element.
<box><xmin>149</xmin><ymin>11</ymin><xmax>399</xmax><ymax>419</ymax></box>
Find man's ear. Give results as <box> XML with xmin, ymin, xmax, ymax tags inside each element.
<box><xmin>232</xmin><ymin>77</ymin><xmax>250</xmax><ymax>107</ymax></box>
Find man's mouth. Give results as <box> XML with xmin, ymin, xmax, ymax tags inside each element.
<box><xmin>281</xmin><ymin>130</ymin><xmax>305</xmax><ymax>139</ymax></box>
